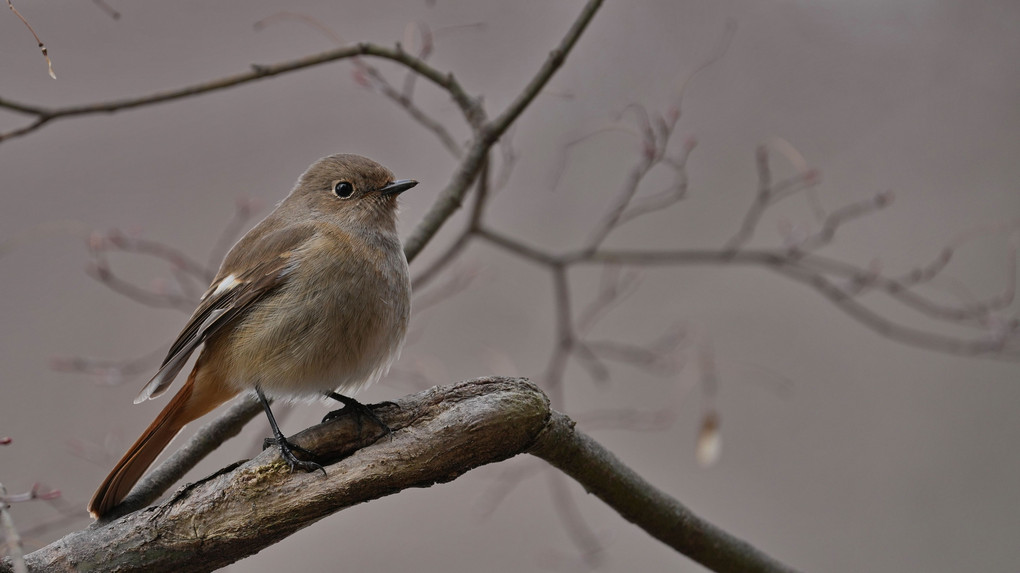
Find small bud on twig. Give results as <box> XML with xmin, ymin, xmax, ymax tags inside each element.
<box><xmin>6</xmin><ymin>0</ymin><xmax>55</xmax><ymax>79</ymax></box>
<box><xmin>696</xmin><ymin>411</ymin><xmax>721</xmax><ymax>467</ymax></box>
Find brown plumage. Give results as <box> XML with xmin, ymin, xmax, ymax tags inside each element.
<box><xmin>88</xmin><ymin>154</ymin><xmax>415</xmax><ymax>518</ymax></box>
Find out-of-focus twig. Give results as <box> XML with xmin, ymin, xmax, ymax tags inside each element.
<box><xmin>253</xmin><ymin>13</ymin><xmax>464</xmax><ymax>157</ymax></box>
<box><xmin>204</xmin><ymin>196</ymin><xmax>262</xmax><ymax>271</ymax></box>
<box><xmin>0</xmin><ymin>483</ymin><xmax>28</xmax><ymax>573</ymax></box>
<box><xmin>6</xmin><ymin>0</ymin><xmax>55</xmax><ymax>79</ymax></box>
<box><xmin>89</xmin><ymin>0</ymin><xmax>120</xmax><ymax>20</ymax></box>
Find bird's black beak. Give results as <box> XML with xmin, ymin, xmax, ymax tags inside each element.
<box><xmin>380</xmin><ymin>179</ymin><xmax>418</xmax><ymax>196</ymax></box>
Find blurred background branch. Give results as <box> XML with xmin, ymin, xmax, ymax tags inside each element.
<box><xmin>2</xmin><ymin>1</ymin><xmax>1017</xmax><ymax>572</ymax></box>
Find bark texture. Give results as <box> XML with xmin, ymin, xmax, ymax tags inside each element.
<box><xmin>21</xmin><ymin>377</ymin><xmax>549</xmax><ymax>572</ymax></box>
<box><xmin>5</xmin><ymin>377</ymin><xmax>797</xmax><ymax>573</ymax></box>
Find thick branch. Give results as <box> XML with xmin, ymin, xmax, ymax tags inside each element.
<box><xmin>530</xmin><ymin>411</ymin><xmax>800</xmax><ymax>573</ymax></box>
<box><xmin>105</xmin><ymin>397</ymin><xmax>264</xmax><ymax>520</ymax></box>
<box><xmin>9</xmin><ymin>378</ymin><xmax>793</xmax><ymax>573</ymax></box>
<box><xmin>18</xmin><ymin>378</ymin><xmax>549</xmax><ymax>572</ymax></box>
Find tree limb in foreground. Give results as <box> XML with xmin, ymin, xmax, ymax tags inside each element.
<box><xmin>6</xmin><ymin>377</ymin><xmax>797</xmax><ymax>573</ymax></box>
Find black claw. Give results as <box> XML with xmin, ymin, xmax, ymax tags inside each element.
<box><xmin>256</xmin><ymin>387</ymin><xmax>326</xmax><ymax>476</ymax></box>
<box><xmin>262</xmin><ymin>437</ymin><xmax>317</xmax><ymax>458</ymax></box>
<box><xmin>276</xmin><ymin>437</ymin><xmax>326</xmax><ymax>476</ymax></box>
<box><xmin>322</xmin><ymin>392</ymin><xmax>393</xmax><ymax>436</ymax></box>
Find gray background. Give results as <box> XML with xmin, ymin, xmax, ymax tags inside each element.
<box><xmin>1</xmin><ymin>1</ymin><xmax>1018</xmax><ymax>571</ymax></box>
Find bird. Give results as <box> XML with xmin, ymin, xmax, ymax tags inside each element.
<box><xmin>88</xmin><ymin>154</ymin><xmax>416</xmax><ymax>519</ymax></box>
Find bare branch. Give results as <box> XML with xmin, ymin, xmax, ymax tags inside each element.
<box><xmin>10</xmin><ymin>379</ymin><xmax>795</xmax><ymax>573</ymax></box>
<box><xmin>475</xmin><ymin>226</ymin><xmax>560</xmax><ymax>266</ymax></box>
<box><xmin>894</xmin><ymin>247</ymin><xmax>953</xmax><ymax>287</ymax></box>
<box><xmin>573</xmin><ymin>341</ymin><xmax>610</xmax><ymax>383</ymax></box>
<box><xmin>0</xmin><ymin>42</ymin><xmax>479</xmax><ymax>143</ymax></box>
<box><xmin>583</xmin><ymin>248</ymin><xmax>1020</xmax><ymax>360</ymax></box>
<box><xmin>411</xmin><ymin>156</ymin><xmax>490</xmax><ymax>289</ymax></box>
<box><xmin>484</xmin><ymin>0</ymin><xmax>603</xmax><ymax>144</ymax></box>
<box><xmin>613</xmin><ymin>140</ymin><xmax>694</xmax><ymax>225</ymax></box>
<box><xmin>1</xmin><ymin>484</ymin><xmax>60</xmax><ymax>504</ymax></box>
<box><xmin>25</xmin><ymin>379</ymin><xmax>553</xmax><ymax>571</ymax></box>
<box><xmin>585</xmin><ymin>334</ymin><xmax>686</xmax><ymax>375</ymax></box>
<box><xmin>10</xmin><ymin>0</ymin><xmax>1008</xmax><ymax>568</ymax></box>
<box><xmin>474</xmin><ymin>458</ymin><xmax>546</xmax><ymax>519</ymax></box>
<box><xmin>725</xmin><ymin>145</ymin><xmax>821</xmax><ymax>252</ymax></box>
<box><xmin>673</xmin><ymin>19</ymin><xmax>737</xmax><ymax>117</ymax></box>
<box><xmin>204</xmin><ymin>197</ymin><xmax>261</xmax><ymax>272</ymax></box>
<box><xmin>796</xmin><ymin>252</ymin><xmax>1016</xmax><ymax>326</ymax></box>
<box><xmin>773</xmin><ymin>262</ymin><xmax>1019</xmax><ymax>358</ymax></box>
<box><xmin>411</xmin><ymin>265</ymin><xmax>482</xmax><ymax>314</ymax></box>
<box><xmin>50</xmin><ymin>344</ymin><xmax>165</xmax><ymax>387</ymax></box>
<box><xmin>530</xmin><ymin>410</ymin><xmax>800</xmax><ymax>573</ymax></box>
<box><xmin>725</xmin><ymin>145</ymin><xmax>773</xmax><ymax>252</ymax></box>
<box><xmin>89</xmin><ymin>0</ymin><xmax>120</xmax><ymax>20</ymax></box>
<box><xmin>547</xmin><ymin>472</ymin><xmax>606</xmax><ymax>568</ymax></box>
<box><xmin>6</xmin><ymin>0</ymin><xmax>55</xmax><ymax>79</ymax></box>
<box><xmin>575</xmin><ymin>265</ymin><xmax>642</xmax><ymax>333</ymax></box>
<box><xmin>252</xmin><ymin>12</ymin><xmax>343</xmax><ymax>43</ymax></box>
<box><xmin>410</xmin><ymin>227</ymin><xmax>473</xmax><ymax>289</ymax></box>
<box><xmin>362</xmin><ymin>66</ymin><xmax>464</xmax><ymax>156</ymax></box>
<box><xmin>94</xmin><ymin>229</ymin><xmax>214</xmax><ymax>282</ymax></box>
<box><xmin>792</xmin><ymin>190</ymin><xmax>894</xmax><ymax>252</ymax></box>
<box><xmin>404</xmin><ymin>0</ymin><xmax>603</xmax><ymax>261</ymax></box>
<box><xmin>0</xmin><ymin>467</ymin><xmax>65</xmax><ymax>573</ymax></box>
<box><xmin>0</xmin><ymin>483</ymin><xmax>28</xmax><ymax>573</ymax></box>
<box><xmin>103</xmin><ymin>397</ymin><xmax>264</xmax><ymax>521</ymax></box>
<box><xmin>84</xmin><ymin>261</ymin><xmax>196</xmax><ymax>311</ymax></box>
<box><xmin>577</xmin><ymin>21</ymin><xmax>734</xmax><ymax>252</ymax></box>
<box><xmin>585</xmin><ymin>143</ymin><xmax>658</xmax><ymax>249</ymax></box>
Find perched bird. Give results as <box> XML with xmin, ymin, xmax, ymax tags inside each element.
<box><xmin>88</xmin><ymin>154</ymin><xmax>416</xmax><ymax>519</ymax></box>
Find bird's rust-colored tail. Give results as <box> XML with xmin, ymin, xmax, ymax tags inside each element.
<box><xmin>88</xmin><ymin>371</ymin><xmax>236</xmax><ymax>519</ymax></box>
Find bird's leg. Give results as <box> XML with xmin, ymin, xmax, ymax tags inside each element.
<box><xmin>322</xmin><ymin>391</ymin><xmax>393</xmax><ymax>435</ymax></box>
<box><xmin>256</xmin><ymin>387</ymin><xmax>326</xmax><ymax>475</ymax></box>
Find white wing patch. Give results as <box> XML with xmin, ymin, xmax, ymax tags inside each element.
<box><xmin>211</xmin><ymin>273</ymin><xmax>240</xmax><ymax>298</ymax></box>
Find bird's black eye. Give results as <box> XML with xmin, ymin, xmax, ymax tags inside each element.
<box><xmin>333</xmin><ymin>181</ymin><xmax>355</xmax><ymax>199</ymax></box>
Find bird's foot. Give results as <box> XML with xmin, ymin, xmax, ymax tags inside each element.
<box><xmin>263</xmin><ymin>436</ymin><xmax>326</xmax><ymax>475</ymax></box>
<box><xmin>323</xmin><ymin>392</ymin><xmax>394</xmax><ymax>436</ymax></box>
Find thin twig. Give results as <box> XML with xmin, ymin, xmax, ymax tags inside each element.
<box><xmin>203</xmin><ymin>197</ymin><xmax>259</xmax><ymax>271</ymax></box>
<box><xmin>98</xmin><ymin>230</ymin><xmax>215</xmax><ymax>282</ymax></box>
<box><xmin>583</xmin><ymin>248</ymin><xmax>1019</xmax><ymax>359</ymax></box>
<box><xmin>547</xmin><ymin>472</ymin><xmax>605</xmax><ymax>568</ymax></box>
<box><xmin>411</xmin><ymin>265</ymin><xmax>481</xmax><ymax>314</ymax></box>
<box><xmin>410</xmin><ymin>155</ymin><xmax>490</xmax><ymax>289</ymax></box>
<box><xmin>724</xmin><ymin>145</ymin><xmax>773</xmax><ymax>252</ymax></box>
<box><xmin>575</xmin><ymin>266</ymin><xmax>641</xmax><ymax>333</ymax></box>
<box><xmin>405</xmin><ymin>0</ymin><xmax>603</xmax><ymax>261</ymax></box>
<box><xmin>673</xmin><ymin>19</ymin><xmax>737</xmax><ymax>116</ymax></box>
<box><xmin>254</xmin><ymin>13</ymin><xmax>463</xmax><ymax>156</ymax></box>
<box><xmin>793</xmin><ymin>190</ymin><xmax>894</xmax><ymax>252</ymax></box>
<box><xmin>483</xmin><ymin>0</ymin><xmax>603</xmax><ymax>145</ymax></box>
<box><xmin>84</xmin><ymin>261</ymin><xmax>197</xmax><ymax>311</ymax></box>
<box><xmin>89</xmin><ymin>0</ymin><xmax>120</xmax><ymax>20</ymax></box>
<box><xmin>6</xmin><ymin>0</ymin><xmax>55</xmax><ymax>79</ymax></box>
<box><xmin>50</xmin><ymin>344</ymin><xmax>167</xmax><ymax>387</ymax></box>
<box><xmin>0</xmin><ymin>484</ymin><xmax>28</xmax><ymax>573</ymax></box>
<box><xmin>0</xmin><ymin>42</ymin><xmax>478</xmax><ymax>143</ymax></box>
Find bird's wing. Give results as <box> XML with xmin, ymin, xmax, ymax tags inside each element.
<box><xmin>134</xmin><ymin>224</ymin><xmax>317</xmax><ymax>403</ymax></box>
